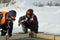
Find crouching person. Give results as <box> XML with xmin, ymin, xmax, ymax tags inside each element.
<box><xmin>18</xmin><ymin>9</ymin><xmax>38</xmax><ymax>38</ymax></box>
<box><xmin>0</xmin><ymin>10</ymin><xmax>16</xmax><ymax>37</ymax></box>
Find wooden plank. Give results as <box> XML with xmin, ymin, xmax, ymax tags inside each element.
<box><xmin>6</xmin><ymin>35</ymin><xmax>10</xmax><ymax>40</ymax></box>
<box><xmin>55</xmin><ymin>36</ymin><xmax>60</xmax><ymax>40</ymax></box>
<box><xmin>0</xmin><ymin>33</ymin><xmax>60</xmax><ymax>40</ymax></box>
<box><xmin>0</xmin><ymin>36</ymin><xmax>6</xmax><ymax>40</ymax></box>
<box><xmin>37</xmin><ymin>33</ymin><xmax>54</xmax><ymax>40</ymax></box>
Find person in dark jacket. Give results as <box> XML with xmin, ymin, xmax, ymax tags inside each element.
<box><xmin>18</xmin><ymin>9</ymin><xmax>38</xmax><ymax>37</ymax></box>
<box><xmin>6</xmin><ymin>10</ymin><xmax>16</xmax><ymax>37</ymax></box>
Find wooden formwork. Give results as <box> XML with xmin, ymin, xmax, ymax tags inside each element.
<box><xmin>0</xmin><ymin>33</ymin><xmax>60</xmax><ymax>40</ymax></box>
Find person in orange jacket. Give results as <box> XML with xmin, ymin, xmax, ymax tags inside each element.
<box><xmin>0</xmin><ymin>10</ymin><xmax>16</xmax><ymax>37</ymax></box>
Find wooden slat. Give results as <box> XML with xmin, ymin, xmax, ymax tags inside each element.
<box><xmin>37</xmin><ymin>33</ymin><xmax>54</xmax><ymax>40</ymax></box>
<box><xmin>0</xmin><ymin>33</ymin><xmax>60</xmax><ymax>40</ymax></box>
<box><xmin>0</xmin><ymin>36</ymin><xmax>6</xmax><ymax>40</ymax></box>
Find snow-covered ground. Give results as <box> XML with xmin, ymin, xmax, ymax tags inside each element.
<box><xmin>0</xmin><ymin>0</ymin><xmax>60</xmax><ymax>35</ymax></box>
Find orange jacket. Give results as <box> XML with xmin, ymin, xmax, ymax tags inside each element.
<box><xmin>0</xmin><ymin>11</ymin><xmax>7</xmax><ymax>25</ymax></box>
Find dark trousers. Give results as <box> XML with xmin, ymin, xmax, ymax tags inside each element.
<box><xmin>23</xmin><ymin>22</ymin><xmax>38</xmax><ymax>33</ymax></box>
<box><xmin>1</xmin><ymin>21</ymin><xmax>13</xmax><ymax>37</ymax></box>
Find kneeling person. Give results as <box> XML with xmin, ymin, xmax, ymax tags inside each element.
<box><xmin>18</xmin><ymin>9</ymin><xmax>38</xmax><ymax>38</ymax></box>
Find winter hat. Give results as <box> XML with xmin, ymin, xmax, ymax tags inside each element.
<box><xmin>26</xmin><ymin>9</ymin><xmax>33</xmax><ymax>15</ymax></box>
<box><xmin>8</xmin><ymin>10</ymin><xmax>16</xmax><ymax>17</ymax></box>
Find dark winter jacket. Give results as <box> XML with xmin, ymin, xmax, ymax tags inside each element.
<box><xmin>18</xmin><ymin>14</ymin><xmax>38</xmax><ymax>29</ymax></box>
